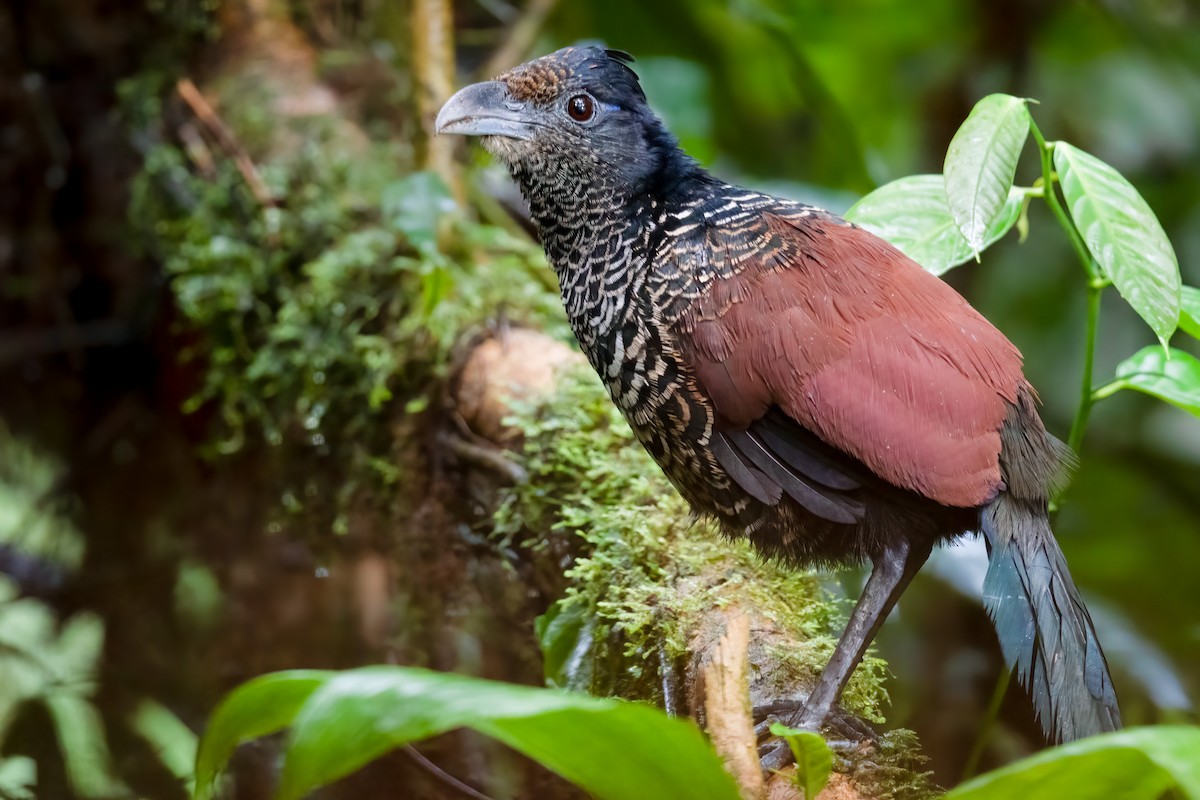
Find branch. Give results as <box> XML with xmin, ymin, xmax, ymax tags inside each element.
<box><xmin>175</xmin><ymin>78</ymin><xmax>276</xmax><ymax>207</ymax></box>
<box><xmin>412</xmin><ymin>0</ymin><xmax>463</xmax><ymax>203</ymax></box>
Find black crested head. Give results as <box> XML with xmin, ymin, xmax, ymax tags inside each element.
<box><xmin>436</xmin><ymin>46</ymin><xmax>696</xmax><ymax>209</ymax></box>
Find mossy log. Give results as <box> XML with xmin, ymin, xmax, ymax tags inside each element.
<box><xmin>451</xmin><ymin>328</ymin><xmax>938</xmax><ymax>800</ymax></box>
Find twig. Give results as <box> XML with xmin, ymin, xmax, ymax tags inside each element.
<box><xmin>177</xmin><ymin>120</ymin><xmax>216</xmax><ymax>178</ymax></box>
<box><xmin>439</xmin><ymin>432</ymin><xmax>529</xmax><ymax>484</ymax></box>
<box><xmin>175</xmin><ymin>78</ymin><xmax>276</xmax><ymax>206</ymax></box>
<box><xmin>412</xmin><ymin>0</ymin><xmax>463</xmax><ymax>203</ymax></box>
<box><xmin>402</xmin><ymin>745</ymin><xmax>497</xmax><ymax>800</ymax></box>
<box><xmin>479</xmin><ymin>0</ymin><xmax>559</xmax><ymax>79</ymax></box>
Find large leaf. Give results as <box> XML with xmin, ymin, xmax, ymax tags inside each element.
<box><xmin>845</xmin><ymin>175</ymin><xmax>1021</xmax><ymax>275</ymax></box>
<box><xmin>1108</xmin><ymin>346</ymin><xmax>1200</xmax><ymax>417</ymax></box>
<box><xmin>943</xmin><ymin>94</ymin><xmax>1030</xmax><ymax>255</ymax></box>
<box><xmin>1054</xmin><ymin>142</ymin><xmax>1181</xmax><ymax>344</ymax></box>
<box><xmin>947</xmin><ymin>726</ymin><xmax>1200</xmax><ymax>800</ymax></box>
<box><xmin>277</xmin><ymin>666</ymin><xmax>741</xmax><ymax>800</ymax></box>
<box><xmin>1178</xmin><ymin>285</ymin><xmax>1200</xmax><ymax>340</ymax></box>
<box><xmin>770</xmin><ymin>723</ymin><xmax>832</xmax><ymax>799</ymax></box>
<box><xmin>193</xmin><ymin>670</ymin><xmax>331</xmax><ymax>799</ymax></box>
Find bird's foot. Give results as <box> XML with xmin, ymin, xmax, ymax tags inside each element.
<box><xmin>754</xmin><ymin>703</ymin><xmax>878</xmax><ymax>773</ymax></box>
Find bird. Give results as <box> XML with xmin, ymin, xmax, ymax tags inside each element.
<box><xmin>436</xmin><ymin>45</ymin><xmax>1121</xmax><ymax>761</ymax></box>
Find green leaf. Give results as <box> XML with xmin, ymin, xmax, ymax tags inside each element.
<box><xmin>277</xmin><ymin>666</ymin><xmax>741</xmax><ymax>800</ymax></box>
<box><xmin>769</xmin><ymin>723</ymin><xmax>832</xmax><ymax>799</ymax></box>
<box><xmin>193</xmin><ymin>670</ymin><xmax>331</xmax><ymax>800</ymax></box>
<box><xmin>381</xmin><ymin>172</ymin><xmax>456</xmax><ymax>251</ymax></box>
<box><xmin>44</xmin><ymin>694</ymin><xmax>129</xmax><ymax>799</ymax></box>
<box><xmin>1178</xmin><ymin>285</ymin><xmax>1200</xmax><ymax>340</ymax></box>
<box><xmin>130</xmin><ymin>699</ymin><xmax>198</xmax><ymax>791</ymax></box>
<box><xmin>1107</xmin><ymin>346</ymin><xmax>1200</xmax><ymax>417</ymax></box>
<box><xmin>944</xmin><ymin>94</ymin><xmax>1031</xmax><ymax>255</ymax></box>
<box><xmin>946</xmin><ymin>726</ymin><xmax>1200</xmax><ymax>800</ymax></box>
<box><xmin>1054</xmin><ymin>142</ymin><xmax>1181</xmax><ymax>344</ymax></box>
<box><xmin>534</xmin><ymin>599</ymin><xmax>593</xmax><ymax>689</ymax></box>
<box><xmin>845</xmin><ymin>175</ymin><xmax>1022</xmax><ymax>275</ymax></box>
<box><xmin>0</xmin><ymin>756</ymin><xmax>36</xmax><ymax>800</ymax></box>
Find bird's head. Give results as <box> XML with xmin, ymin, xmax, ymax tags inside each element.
<box><xmin>436</xmin><ymin>46</ymin><xmax>686</xmax><ymax>200</ymax></box>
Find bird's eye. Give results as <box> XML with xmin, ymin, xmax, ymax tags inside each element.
<box><xmin>567</xmin><ymin>94</ymin><xmax>595</xmax><ymax>122</ymax></box>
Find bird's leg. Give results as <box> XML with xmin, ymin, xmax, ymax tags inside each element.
<box><xmin>761</xmin><ymin>538</ymin><xmax>932</xmax><ymax>771</ymax></box>
<box><xmin>795</xmin><ymin>538</ymin><xmax>932</xmax><ymax>729</ymax></box>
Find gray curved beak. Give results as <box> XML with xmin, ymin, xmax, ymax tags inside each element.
<box><xmin>435</xmin><ymin>81</ymin><xmax>536</xmax><ymax>140</ymax></box>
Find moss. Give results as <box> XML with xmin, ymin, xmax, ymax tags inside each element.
<box><xmin>495</xmin><ymin>369</ymin><xmax>890</xmax><ymax>721</ymax></box>
<box><xmin>848</xmin><ymin>729</ymin><xmax>941</xmax><ymax>800</ymax></box>
<box><xmin>124</xmin><ymin>76</ymin><xmax>566</xmax><ymax>536</ymax></box>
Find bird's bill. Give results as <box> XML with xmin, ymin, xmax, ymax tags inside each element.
<box><xmin>435</xmin><ymin>81</ymin><xmax>536</xmax><ymax>140</ymax></box>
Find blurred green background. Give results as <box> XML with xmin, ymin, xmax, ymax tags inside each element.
<box><xmin>0</xmin><ymin>0</ymin><xmax>1197</xmax><ymax>797</ymax></box>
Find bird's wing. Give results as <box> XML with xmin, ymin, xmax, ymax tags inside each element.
<box><xmin>670</xmin><ymin>203</ymin><xmax>1026</xmax><ymax>511</ymax></box>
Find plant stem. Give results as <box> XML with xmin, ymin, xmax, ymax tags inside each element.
<box><xmin>1029</xmin><ymin>116</ymin><xmax>1106</xmax><ymax>481</ymax></box>
<box><xmin>960</xmin><ymin>669</ymin><xmax>1011</xmax><ymax>783</ymax></box>
<box><xmin>1029</xmin><ymin>119</ymin><xmax>1100</xmax><ymax>284</ymax></box>
<box><xmin>1067</xmin><ymin>281</ymin><xmax>1102</xmax><ymax>456</ymax></box>
<box><xmin>1091</xmin><ymin>380</ymin><xmax>1127</xmax><ymax>402</ymax></box>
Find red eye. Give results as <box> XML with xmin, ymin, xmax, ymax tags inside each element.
<box><xmin>567</xmin><ymin>94</ymin><xmax>595</xmax><ymax>122</ymax></box>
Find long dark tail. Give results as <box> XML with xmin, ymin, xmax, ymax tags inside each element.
<box><xmin>981</xmin><ymin>493</ymin><xmax>1121</xmax><ymax>741</ymax></box>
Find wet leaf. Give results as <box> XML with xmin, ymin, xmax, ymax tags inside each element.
<box><xmin>845</xmin><ymin>175</ymin><xmax>1021</xmax><ymax>275</ymax></box>
<box><xmin>1178</xmin><ymin>285</ymin><xmax>1200</xmax><ymax>340</ymax></box>
<box><xmin>1109</xmin><ymin>347</ymin><xmax>1200</xmax><ymax>418</ymax></box>
<box><xmin>944</xmin><ymin>94</ymin><xmax>1030</xmax><ymax>255</ymax></box>
<box><xmin>1054</xmin><ymin>142</ymin><xmax>1181</xmax><ymax>344</ymax></box>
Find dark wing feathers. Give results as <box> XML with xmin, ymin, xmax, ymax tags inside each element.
<box><xmin>725</xmin><ymin>430</ymin><xmax>864</xmax><ymax>524</ymax></box>
<box><xmin>709</xmin><ymin>431</ymin><xmax>780</xmax><ymax>506</ymax></box>
<box><xmin>756</xmin><ymin>410</ymin><xmax>862</xmax><ymax>491</ymax></box>
<box><xmin>674</xmin><ymin>203</ymin><xmax>1028</xmax><ymax>510</ymax></box>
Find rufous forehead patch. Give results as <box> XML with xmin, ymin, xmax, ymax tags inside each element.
<box><xmin>498</xmin><ymin>48</ymin><xmax>578</xmax><ymax>103</ymax></box>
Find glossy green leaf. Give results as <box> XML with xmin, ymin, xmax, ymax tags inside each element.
<box><xmin>534</xmin><ymin>599</ymin><xmax>593</xmax><ymax>690</ymax></box>
<box><xmin>845</xmin><ymin>175</ymin><xmax>1022</xmax><ymax>275</ymax></box>
<box><xmin>1054</xmin><ymin>142</ymin><xmax>1181</xmax><ymax>344</ymax></box>
<box><xmin>1178</xmin><ymin>285</ymin><xmax>1200</xmax><ymax>340</ymax></box>
<box><xmin>944</xmin><ymin>94</ymin><xmax>1031</xmax><ymax>255</ymax></box>
<box><xmin>193</xmin><ymin>670</ymin><xmax>331</xmax><ymax>800</ymax></box>
<box><xmin>278</xmin><ymin>666</ymin><xmax>741</xmax><ymax>800</ymax></box>
<box><xmin>947</xmin><ymin>726</ymin><xmax>1200</xmax><ymax>800</ymax></box>
<box><xmin>1107</xmin><ymin>346</ymin><xmax>1200</xmax><ymax>417</ymax></box>
<box><xmin>769</xmin><ymin>723</ymin><xmax>832</xmax><ymax>799</ymax></box>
